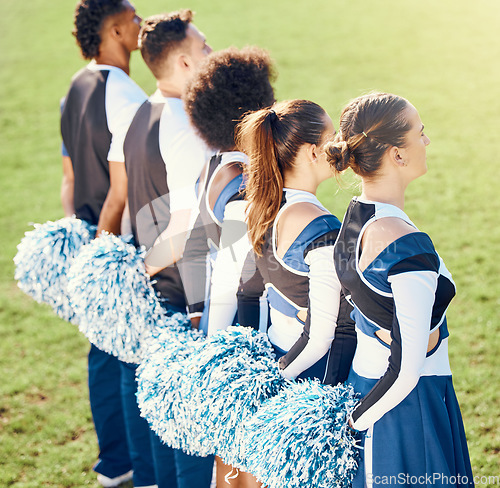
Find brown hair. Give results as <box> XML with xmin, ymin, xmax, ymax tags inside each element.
<box><xmin>325</xmin><ymin>92</ymin><xmax>411</xmax><ymax>177</ymax></box>
<box><xmin>139</xmin><ymin>10</ymin><xmax>193</xmax><ymax>78</ymax></box>
<box><xmin>236</xmin><ymin>99</ymin><xmax>328</xmax><ymax>255</ymax></box>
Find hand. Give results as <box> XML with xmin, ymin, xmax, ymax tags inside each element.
<box><xmin>190</xmin><ymin>316</ymin><xmax>201</xmax><ymax>330</ymax></box>
<box><xmin>145</xmin><ymin>263</ymin><xmax>163</xmax><ymax>277</ymax></box>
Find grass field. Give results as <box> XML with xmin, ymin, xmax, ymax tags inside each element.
<box><xmin>1</xmin><ymin>0</ymin><xmax>499</xmax><ymax>486</ymax></box>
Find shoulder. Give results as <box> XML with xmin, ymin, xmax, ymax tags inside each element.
<box><xmin>361</xmin><ymin>218</ymin><xmax>439</xmax><ymax>274</ymax></box>
<box><xmin>277</xmin><ymin>203</ymin><xmax>339</xmax><ymax>257</ymax></box>
<box><xmin>106</xmin><ymin>69</ymin><xmax>146</xmax><ymax>105</ymax></box>
<box><xmin>279</xmin><ymin>202</ymin><xmax>329</xmax><ymax>232</ymax></box>
<box><xmin>362</xmin><ymin>217</ymin><xmax>417</xmax><ymax>253</ymax></box>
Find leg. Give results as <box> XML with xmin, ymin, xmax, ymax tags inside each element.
<box><xmin>149</xmin><ymin>430</ymin><xmax>178</xmax><ymax>488</ymax></box>
<box><xmin>174</xmin><ymin>450</ymin><xmax>214</xmax><ymax>488</ymax></box>
<box><xmin>88</xmin><ymin>344</ymin><xmax>132</xmax><ymax>479</ymax></box>
<box><xmin>119</xmin><ymin>361</ymin><xmax>157</xmax><ymax>487</ymax></box>
<box><xmin>238</xmin><ymin>470</ymin><xmax>263</xmax><ymax>488</ymax></box>
<box><xmin>215</xmin><ymin>457</ymin><xmax>263</xmax><ymax>488</ymax></box>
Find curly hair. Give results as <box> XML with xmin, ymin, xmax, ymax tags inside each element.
<box><xmin>140</xmin><ymin>10</ymin><xmax>193</xmax><ymax>78</ymax></box>
<box><xmin>183</xmin><ymin>46</ymin><xmax>276</xmax><ymax>151</ymax></box>
<box><xmin>72</xmin><ymin>0</ymin><xmax>128</xmax><ymax>59</ymax></box>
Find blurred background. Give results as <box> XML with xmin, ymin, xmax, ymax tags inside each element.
<box><xmin>0</xmin><ymin>0</ymin><xmax>498</xmax><ymax>485</ymax></box>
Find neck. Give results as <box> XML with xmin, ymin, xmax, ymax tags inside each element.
<box><xmin>283</xmin><ymin>173</ymin><xmax>319</xmax><ymax>195</ymax></box>
<box><xmin>360</xmin><ymin>176</ymin><xmax>407</xmax><ymax>210</ymax></box>
<box><xmin>95</xmin><ymin>47</ymin><xmax>131</xmax><ymax>75</ymax></box>
<box><xmin>156</xmin><ymin>78</ymin><xmax>183</xmax><ymax>99</ymax></box>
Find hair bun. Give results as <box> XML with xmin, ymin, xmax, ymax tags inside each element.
<box><xmin>325</xmin><ymin>140</ymin><xmax>352</xmax><ymax>172</ymax></box>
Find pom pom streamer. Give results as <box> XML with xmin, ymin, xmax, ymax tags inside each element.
<box><xmin>136</xmin><ymin>325</ymin><xmax>208</xmax><ymax>454</ymax></box>
<box><xmin>240</xmin><ymin>380</ymin><xmax>360</xmax><ymax>488</ymax></box>
<box><xmin>13</xmin><ymin>217</ymin><xmax>96</xmax><ymax>322</ymax></box>
<box><xmin>67</xmin><ymin>233</ymin><xmax>170</xmax><ymax>363</ymax></box>
<box><xmin>182</xmin><ymin>326</ymin><xmax>287</xmax><ymax>466</ymax></box>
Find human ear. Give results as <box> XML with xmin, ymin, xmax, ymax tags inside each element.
<box><xmin>177</xmin><ymin>53</ymin><xmax>193</xmax><ymax>72</ymax></box>
<box><xmin>308</xmin><ymin>143</ymin><xmax>318</xmax><ymax>163</ymax></box>
<box><xmin>390</xmin><ymin>146</ymin><xmax>407</xmax><ymax>167</ymax></box>
<box><xmin>107</xmin><ymin>21</ymin><xmax>123</xmax><ymax>42</ymax></box>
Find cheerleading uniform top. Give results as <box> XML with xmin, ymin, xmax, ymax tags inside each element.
<box><xmin>334</xmin><ymin>197</ymin><xmax>455</xmax><ymax>431</ymax></box>
<box><xmin>182</xmin><ymin>152</ymin><xmax>250</xmax><ymax>328</ymax></box>
<box><xmin>238</xmin><ymin>189</ymin><xmax>355</xmax><ymax>380</ymax></box>
<box><xmin>61</xmin><ymin>61</ymin><xmax>146</xmax><ymax>225</ymax></box>
<box><xmin>124</xmin><ymin>91</ymin><xmax>211</xmax><ymax>309</ymax></box>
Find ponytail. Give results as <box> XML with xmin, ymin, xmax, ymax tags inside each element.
<box><xmin>237</xmin><ymin>108</ymin><xmax>286</xmax><ymax>255</ymax></box>
<box><xmin>237</xmin><ymin>99</ymin><xmax>327</xmax><ymax>255</ymax></box>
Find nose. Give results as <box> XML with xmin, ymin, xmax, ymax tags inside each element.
<box><xmin>424</xmin><ymin>134</ymin><xmax>430</xmax><ymax>146</ymax></box>
<box><xmin>206</xmin><ymin>44</ymin><xmax>213</xmax><ymax>54</ymax></box>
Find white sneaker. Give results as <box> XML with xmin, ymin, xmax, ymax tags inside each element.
<box><xmin>97</xmin><ymin>470</ymin><xmax>133</xmax><ymax>487</ymax></box>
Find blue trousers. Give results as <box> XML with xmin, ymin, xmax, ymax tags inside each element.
<box><xmin>120</xmin><ymin>299</ymin><xmax>215</xmax><ymax>488</ymax></box>
<box><xmin>88</xmin><ymin>344</ymin><xmax>132</xmax><ymax>478</ymax></box>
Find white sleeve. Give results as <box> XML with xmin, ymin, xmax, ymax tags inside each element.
<box><xmin>279</xmin><ymin>245</ymin><xmax>340</xmax><ymax>379</ymax></box>
<box><xmin>350</xmin><ymin>270</ymin><xmax>437</xmax><ymax>431</ymax></box>
<box><xmin>105</xmin><ymin>71</ymin><xmax>147</xmax><ymax>163</ymax></box>
<box><xmin>207</xmin><ymin>200</ymin><xmax>251</xmax><ymax>336</ymax></box>
<box><xmin>159</xmin><ymin>118</ymin><xmax>211</xmax><ymax>213</ymax></box>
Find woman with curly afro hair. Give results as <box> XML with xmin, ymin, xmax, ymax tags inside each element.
<box><xmin>181</xmin><ymin>46</ymin><xmax>275</xmax><ymax>487</ymax></box>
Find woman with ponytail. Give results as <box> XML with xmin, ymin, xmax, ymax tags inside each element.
<box><xmin>327</xmin><ymin>93</ymin><xmax>474</xmax><ymax>487</ymax></box>
<box><xmin>236</xmin><ymin>99</ymin><xmax>356</xmax><ymax>384</ymax></box>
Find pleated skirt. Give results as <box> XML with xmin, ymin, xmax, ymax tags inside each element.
<box><xmin>348</xmin><ymin>369</ymin><xmax>475</xmax><ymax>488</ymax></box>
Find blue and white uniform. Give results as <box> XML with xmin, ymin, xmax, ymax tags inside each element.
<box><xmin>334</xmin><ymin>197</ymin><xmax>474</xmax><ymax>488</ymax></box>
<box><xmin>61</xmin><ymin>61</ymin><xmax>146</xmax><ymax>481</ymax></box>
<box><xmin>182</xmin><ymin>152</ymin><xmax>252</xmax><ymax>334</ymax></box>
<box><xmin>238</xmin><ymin>189</ymin><xmax>356</xmax><ymax>383</ymax></box>
<box><xmin>123</xmin><ymin>91</ymin><xmax>215</xmax><ymax>487</ymax></box>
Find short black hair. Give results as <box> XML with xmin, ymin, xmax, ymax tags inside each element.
<box><xmin>73</xmin><ymin>0</ymin><xmax>127</xmax><ymax>59</ymax></box>
<box><xmin>183</xmin><ymin>46</ymin><xmax>276</xmax><ymax>151</ymax></box>
<box><xmin>140</xmin><ymin>10</ymin><xmax>193</xmax><ymax>78</ymax></box>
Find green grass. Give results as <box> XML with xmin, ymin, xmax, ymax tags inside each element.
<box><xmin>1</xmin><ymin>0</ymin><xmax>499</xmax><ymax>486</ymax></box>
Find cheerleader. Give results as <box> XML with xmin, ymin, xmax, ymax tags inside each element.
<box><xmin>181</xmin><ymin>47</ymin><xmax>275</xmax><ymax>336</ymax></box>
<box><xmin>326</xmin><ymin>93</ymin><xmax>474</xmax><ymax>487</ymax></box>
<box><xmin>60</xmin><ymin>1</ymin><xmax>146</xmax><ymax>485</ymax></box>
<box><xmin>181</xmin><ymin>47</ymin><xmax>276</xmax><ymax>487</ymax></box>
<box><xmin>236</xmin><ymin>100</ymin><xmax>356</xmax><ymax>384</ymax></box>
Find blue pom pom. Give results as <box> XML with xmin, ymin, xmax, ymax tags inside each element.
<box><xmin>240</xmin><ymin>380</ymin><xmax>360</xmax><ymax>488</ymax></box>
<box><xmin>181</xmin><ymin>326</ymin><xmax>287</xmax><ymax>466</ymax></box>
<box><xmin>13</xmin><ymin>217</ymin><xmax>96</xmax><ymax>322</ymax></box>
<box><xmin>67</xmin><ymin>233</ymin><xmax>169</xmax><ymax>363</ymax></box>
<box><xmin>136</xmin><ymin>325</ymin><xmax>208</xmax><ymax>455</ymax></box>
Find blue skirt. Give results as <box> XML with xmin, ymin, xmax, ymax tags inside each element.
<box><xmin>348</xmin><ymin>369</ymin><xmax>475</xmax><ymax>488</ymax></box>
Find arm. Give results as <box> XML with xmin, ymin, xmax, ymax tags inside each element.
<box><xmin>176</xmin><ymin>211</ymin><xmax>210</xmax><ymax>321</ymax></box>
<box><xmin>144</xmin><ymin>208</ymin><xmax>192</xmax><ymax>275</ymax></box>
<box><xmin>207</xmin><ymin>200</ymin><xmax>252</xmax><ymax>335</ymax></box>
<box><xmin>99</xmin><ymin>71</ymin><xmax>146</xmax><ymax>235</ymax></box>
<box><xmin>145</xmin><ymin>106</ymin><xmax>210</xmax><ymax>274</ymax></box>
<box><xmin>278</xmin><ymin>244</ymin><xmax>340</xmax><ymax>379</ymax></box>
<box><xmin>350</xmin><ymin>269</ymin><xmax>437</xmax><ymax>431</ymax></box>
<box><xmin>60</xmin><ymin>98</ymin><xmax>75</xmax><ymax>217</ymax></box>
<box><xmin>96</xmin><ymin>161</ymin><xmax>128</xmax><ymax>235</ymax></box>
<box><xmin>61</xmin><ymin>155</ymin><xmax>75</xmax><ymax>217</ymax></box>
<box><xmin>237</xmin><ymin>249</ymin><xmax>267</xmax><ymax>329</ymax></box>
